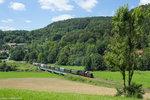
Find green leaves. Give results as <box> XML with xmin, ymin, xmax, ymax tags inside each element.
<box><xmin>105</xmin><ymin>5</ymin><xmax>145</xmax><ymax>95</ymax></box>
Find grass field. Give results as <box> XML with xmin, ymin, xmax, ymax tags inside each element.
<box><xmin>0</xmin><ymin>72</ymin><xmax>59</xmax><ymax>79</ymax></box>
<box><xmin>0</xmin><ymin>88</ymin><xmax>141</xmax><ymax>100</ymax></box>
<box><xmin>48</xmin><ymin>64</ymin><xmax>85</xmax><ymax>70</ymax></box>
<box><xmin>92</xmin><ymin>71</ymin><xmax>150</xmax><ymax>88</ymax></box>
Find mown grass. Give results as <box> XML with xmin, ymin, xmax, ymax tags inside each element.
<box><xmin>0</xmin><ymin>72</ymin><xmax>59</xmax><ymax>79</ymax></box>
<box><xmin>92</xmin><ymin>71</ymin><xmax>150</xmax><ymax>88</ymax></box>
<box><xmin>0</xmin><ymin>88</ymin><xmax>142</xmax><ymax>100</ymax></box>
<box><xmin>48</xmin><ymin>64</ymin><xmax>85</xmax><ymax>70</ymax></box>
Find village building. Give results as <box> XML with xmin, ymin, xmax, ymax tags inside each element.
<box><xmin>8</xmin><ymin>43</ymin><xmax>17</xmax><ymax>47</ymax></box>
<box><xmin>136</xmin><ymin>50</ymin><xmax>143</xmax><ymax>57</ymax></box>
<box><xmin>136</xmin><ymin>50</ymin><xmax>143</xmax><ymax>54</ymax></box>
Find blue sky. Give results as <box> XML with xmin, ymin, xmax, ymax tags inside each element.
<box><xmin>0</xmin><ymin>0</ymin><xmax>149</xmax><ymax>31</ymax></box>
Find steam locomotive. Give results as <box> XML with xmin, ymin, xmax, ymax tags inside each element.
<box><xmin>33</xmin><ymin>63</ymin><xmax>94</xmax><ymax>78</ymax></box>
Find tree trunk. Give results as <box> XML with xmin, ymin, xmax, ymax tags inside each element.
<box><xmin>129</xmin><ymin>65</ymin><xmax>134</xmax><ymax>86</ymax></box>
<box><xmin>123</xmin><ymin>71</ymin><xmax>126</xmax><ymax>93</ymax></box>
<box><xmin>128</xmin><ymin>70</ymin><xmax>131</xmax><ymax>86</ymax></box>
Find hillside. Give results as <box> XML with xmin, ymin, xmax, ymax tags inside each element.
<box><xmin>0</xmin><ymin>4</ymin><xmax>150</xmax><ymax>71</ymax></box>
<box><xmin>0</xmin><ymin>17</ymin><xmax>112</xmax><ymax>45</ymax></box>
<box><xmin>26</xmin><ymin>17</ymin><xmax>112</xmax><ymax>43</ymax></box>
<box><xmin>0</xmin><ymin>17</ymin><xmax>113</xmax><ymax>69</ymax></box>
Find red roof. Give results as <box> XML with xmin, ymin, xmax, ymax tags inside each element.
<box><xmin>136</xmin><ymin>50</ymin><xmax>143</xmax><ymax>54</ymax></box>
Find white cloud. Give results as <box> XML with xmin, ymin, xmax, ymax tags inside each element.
<box><xmin>51</xmin><ymin>14</ymin><xmax>74</xmax><ymax>22</ymax></box>
<box><xmin>0</xmin><ymin>0</ymin><xmax>4</xmax><ymax>4</ymax></box>
<box><xmin>38</xmin><ymin>0</ymin><xmax>74</xmax><ymax>11</ymax></box>
<box><xmin>0</xmin><ymin>26</ymin><xmax>16</xmax><ymax>30</ymax></box>
<box><xmin>139</xmin><ymin>0</ymin><xmax>150</xmax><ymax>5</ymax></box>
<box><xmin>74</xmin><ymin>0</ymin><xmax>98</xmax><ymax>12</ymax></box>
<box><xmin>1</xmin><ymin>19</ymin><xmax>13</xmax><ymax>23</ymax></box>
<box><xmin>9</xmin><ymin>2</ymin><xmax>26</xmax><ymax>11</ymax></box>
<box><xmin>25</xmin><ymin>20</ymin><xmax>32</xmax><ymax>23</ymax></box>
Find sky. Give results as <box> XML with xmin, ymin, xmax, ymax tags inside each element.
<box><xmin>0</xmin><ymin>0</ymin><xmax>149</xmax><ymax>31</ymax></box>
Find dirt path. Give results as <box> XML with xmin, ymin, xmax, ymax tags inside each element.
<box><xmin>0</xmin><ymin>78</ymin><xmax>150</xmax><ymax>99</ymax></box>
<box><xmin>0</xmin><ymin>78</ymin><xmax>116</xmax><ymax>96</ymax></box>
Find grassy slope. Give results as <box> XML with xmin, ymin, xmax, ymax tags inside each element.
<box><xmin>92</xmin><ymin>71</ymin><xmax>150</xmax><ymax>88</ymax></box>
<box><xmin>63</xmin><ymin>74</ymin><xmax>122</xmax><ymax>89</ymax></box>
<box><xmin>0</xmin><ymin>72</ymin><xmax>59</xmax><ymax>79</ymax></box>
<box><xmin>6</xmin><ymin>61</ymin><xmax>38</xmax><ymax>71</ymax></box>
<box><xmin>0</xmin><ymin>88</ymin><xmax>141</xmax><ymax>100</ymax></box>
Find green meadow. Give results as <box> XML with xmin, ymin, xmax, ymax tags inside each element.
<box><xmin>92</xmin><ymin>71</ymin><xmax>150</xmax><ymax>88</ymax></box>
<box><xmin>0</xmin><ymin>72</ymin><xmax>59</xmax><ymax>79</ymax></box>
<box><xmin>0</xmin><ymin>88</ymin><xmax>141</xmax><ymax>100</ymax></box>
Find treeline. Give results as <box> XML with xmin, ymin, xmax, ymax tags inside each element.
<box><xmin>1</xmin><ymin>5</ymin><xmax>150</xmax><ymax>71</ymax></box>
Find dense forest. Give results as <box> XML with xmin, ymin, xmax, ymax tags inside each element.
<box><xmin>0</xmin><ymin>4</ymin><xmax>150</xmax><ymax>71</ymax></box>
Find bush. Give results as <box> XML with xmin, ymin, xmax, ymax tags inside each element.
<box><xmin>115</xmin><ymin>83</ymin><xmax>145</xmax><ymax>99</ymax></box>
<box><xmin>125</xmin><ymin>83</ymin><xmax>145</xmax><ymax>99</ymax></box>
<box><xmin>0</xmin><ymin>56</ymin><xmax>7</xmax><ymax>59</ymax></box>
<box><xmin>0</xmin><ymin>62</ymin><xmax>17</xmax><ymax>72</ymax></box>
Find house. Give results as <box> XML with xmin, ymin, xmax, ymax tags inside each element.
<box><xmin>8</xmin><ymin>43</ymin><xmax>17</xmax><ymax>47</ymax></box>
<box><xmin>136</xmin><ymin>50</ymin><xmax>143</xmax><ymax>57</ymax></box>
<box><xmin>136</xmin><ymin>50</ymin><xmax>143</xmax><ymax>54</ymax></box>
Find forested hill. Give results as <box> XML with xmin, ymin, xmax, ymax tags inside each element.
<box><xmin>27</xmin><ymin>17</ymin><xmax>112</xmax><ymax>43</ymax></box>
<box><xmin>0</xmin><ymin>16</ymin><xmax>113</xmax><ymax>70</ymax></box>
<box><xmin>25</xmin><ymin>16</ymin><xmax>113</xmax><ymax>69</ymax></box>
<box><xmin>1</xmin><ymin>4</ymin><xmax>150</xmax><ymax>71</ymax></box>
<box><xmin>0</xmin><ymin>17</ymin><xmax>112</xmax><ymax>45</ymax></box>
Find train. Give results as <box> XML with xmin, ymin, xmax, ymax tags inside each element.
<box><xmin>33</xmin><ymin>63</ymin><xmax>94</xmax><ymax>78</ymax></box>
